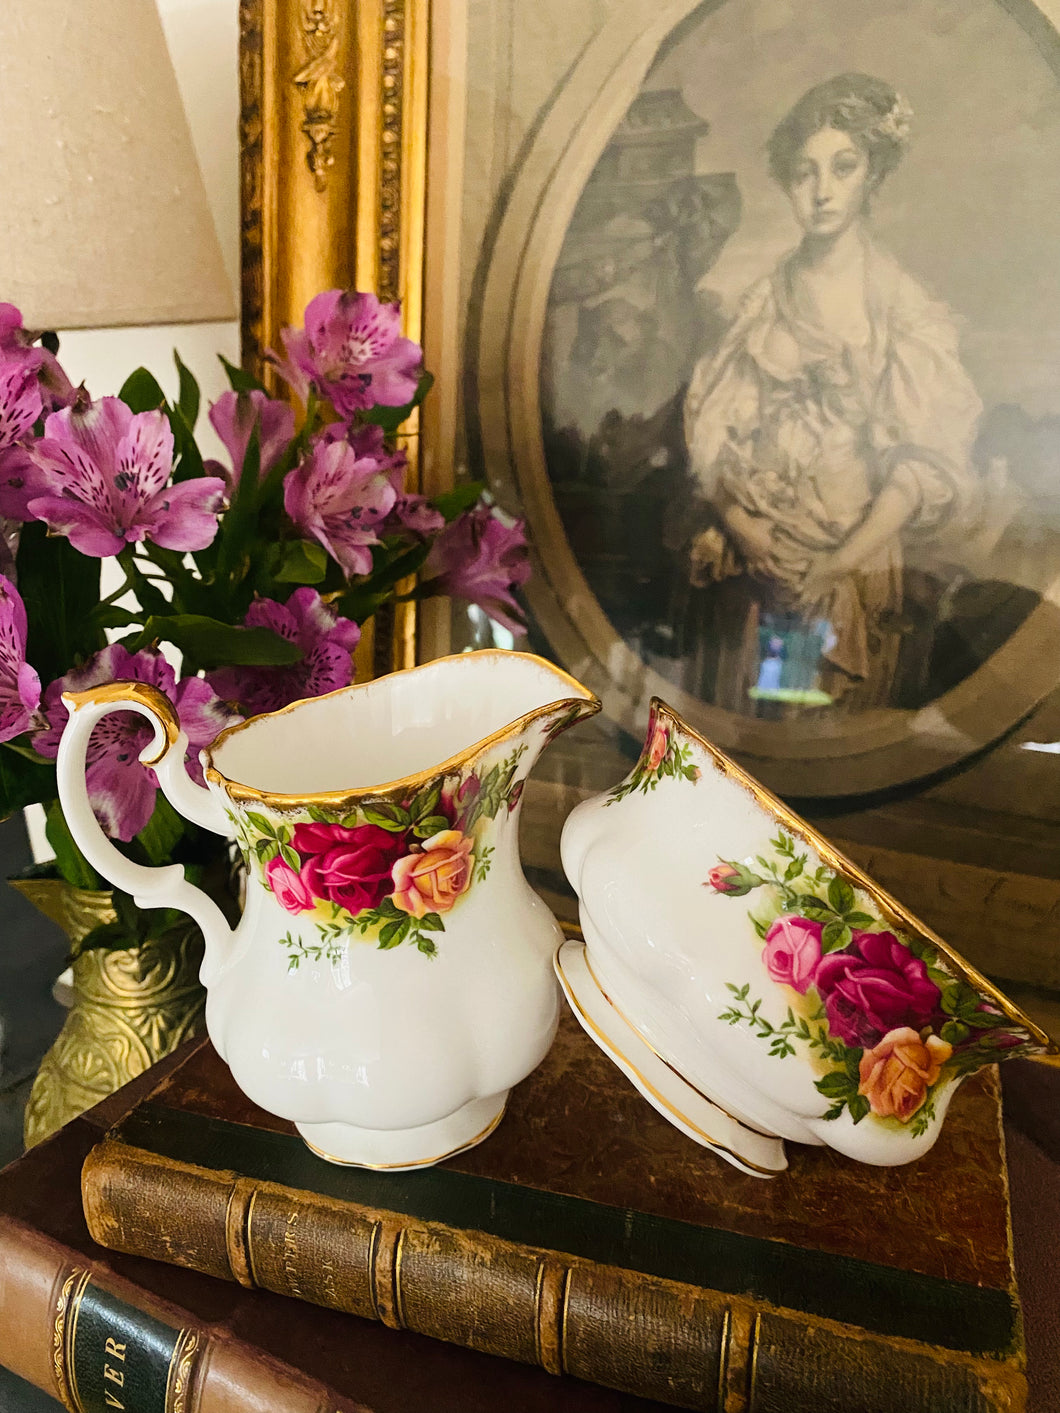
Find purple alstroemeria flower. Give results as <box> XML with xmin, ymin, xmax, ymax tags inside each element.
<box><xmin>0</xmin><ymin>303</ymin><xmax>77</xmax><ymax>411</ymax></box>
<box><xmin>0</xmin><ymin>574</ymin><xmax>41</xmax><ymax>742</ymax></box>
<box><xmin>284</xmin><ymin>431</ymin><xmax>399</xmax><ymax>578</ymax></box>
<box><xmin>205</xmin><ymin>389</ymin><xmax>295</xmax><ymax>487</ymax></box>
<box><xmin>22</xmin><ymin>397</ymin><xmax>226</xmax><ymax>556</ymax></box>
<box><xmin>271</xmin><ymin>290</ymin><xmax>422</xmax><ymax>421</ymax></box>
<box><xmin>0</xmin><ymin>354</ymin><xmax>46</xmax><ymax>521</ymax></box>
<box><xmin>386</xmin><ymin>494</ymin><xmax>445</xmax><ymax>538</ymax></box>
<box><xmin>206</xmin><ymin>587</ymin><xmax>361</xmax><ymax>717</ymax></box>
<box><xmin>421</xmin><ymin>504</ymin><xmax>531</xmax><ymax>634</ymax></box>
<box><xmin>33</xmin><ymin>645</ymin><xmax>237</xmax><ymax>842</ymax></box>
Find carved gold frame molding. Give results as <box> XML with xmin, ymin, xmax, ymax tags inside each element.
<box><xmin>238</xmin><ymin>0</ymin><xmax>429</xmax><ymax>675</ymax></box>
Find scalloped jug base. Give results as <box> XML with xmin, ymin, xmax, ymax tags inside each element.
<box><xmin>297</xmin><ymin>1092</ymin><xmax>509</xmax><ymax>1170</ymax></box>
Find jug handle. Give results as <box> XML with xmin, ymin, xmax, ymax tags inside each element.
<box><xmin>56</xmin><ymin>681</ymin><xmax>237</xmax><ymax>984</ymax></box>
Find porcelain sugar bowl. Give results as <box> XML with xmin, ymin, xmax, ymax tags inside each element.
<box><xmin>559</xmin><ymin>699</ymin><xmax>1057</xmax><ymax>1176</ymax></box>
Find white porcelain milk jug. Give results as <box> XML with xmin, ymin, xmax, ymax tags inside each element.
<box><xmin>57</xmin><ymin>650</ymin><xmax>599</xmax><ymax>1168</ymax></box>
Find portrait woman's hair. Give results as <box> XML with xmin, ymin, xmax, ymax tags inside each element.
<box><xmin>767</xmin><ymin>72</ymin><xmax>912</xmax><ymax>192</ymax></box>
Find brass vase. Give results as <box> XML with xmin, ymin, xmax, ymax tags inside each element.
<box><xmin>14</xmin><ymin>877</ymin><xmax>208</xmax><ymax>1148</ymax></box>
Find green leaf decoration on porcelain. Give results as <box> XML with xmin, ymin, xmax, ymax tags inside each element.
<box><xmin>227</xmin><ymin>743</ymin><xmax>527</xmax><ymax>965</ymax></box>
<box><xmin>607</xmin><ymin>716</ymin><xmax>700</xmax><ymax>804</ymax></box>
<box><xmin>710</xmin><ymin>831</ymin><xmax>1041</xmax><ymax>1136</ymax></box>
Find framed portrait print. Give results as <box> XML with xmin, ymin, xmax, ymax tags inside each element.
<box><xmin>239</xmin><ymin>0</ymin><xmax>1060</xmax><ymax>1006</ymax></box>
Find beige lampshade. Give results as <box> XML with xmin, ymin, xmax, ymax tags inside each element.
<box><xmin>0</xmin><ymin>0</ymin><xmax>236</xmax><ymax>330</ymax></box>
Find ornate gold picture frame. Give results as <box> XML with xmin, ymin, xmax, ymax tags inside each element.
<box><xmin>238</xmin><ymin>0</ymin><xmax>429</xmax><ymax>676</ymax></box>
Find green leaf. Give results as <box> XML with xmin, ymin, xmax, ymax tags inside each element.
<box><xmin>275</xmin><ymin>539</ymin><xmax>328</xmax><ymax>585</ymax></box>
<box><xmin>132</xmin><ymin>614</ymin><xmax>303</xmax><ymax>669</ymax></box>
<box><xmin>408</xmin><ymin>782</ymin><xmax>442</xmax><ymax>821</ymax></box>
<box><xmin>377</xmin><ymin>897</ymin><xmax>403</xmax><ymax>919</ymax></box>
<box><xmin>280</xmin><ymin>844</ymin><xmax>300</xmax><ymax>870</ymax></box>
<box><xmin>418</xmin><ymin>912</ymin><xmax>445</xmax><ymax>932</ymax></box>
<box><xmin>828</xmin><ymin>877</ymin><xmax>856</xmax><ymax>915</ymax></box>
<box><xmin>940</xmin><ymin>1020</ymin><xmax>971</xmax><ymax>1046</ymax></box>
<box><xmin>0</xmin><ymin>742</ymin><xmax>58</xmax><ymax>815</ymax></box>
<box><xmin>814</xmin><ymin>1070</ymin><xmax>857</xmax><ymax>1099</ymax></box>
<box><xmin>246</xmin><ymin>812</ymin><xmax>275</xmax><ymax>835</ymax></box>
<box><xmin>822</xmin><ymin>920</ymin><xmax>852</xmax><ymax>953</ymax></box>
<box><xmin>378</xmin><ymin>917</ymin><xmax>409</xmax><ymax>948</ymax></box>
<box><xmin>430</xmin><ymin>482</ymin><xmax>484</xmax><ymax>523</ymax></box>
<box><xmin>219</xmin><ymin>354</ymin><xmax>268</xmax><ymax>394</ymax></box>
<box><xmin>361</xmin><ymin>370</ymin><xmax>434</xmax><ymax>434</ymax></box>
<box><xmin>783</xmin><ymin>858</ymin><xmax>803</xmax><ymax>882</ymax></box>
<box><xmin>413</xmin><ymin>815</ymin><xmax>450</xmax><ymax>838</ymax></box>
<box><xmin>123</xmin><ymin>556</ymin><xmax>171</xmax><ymax>618</ymax></box>
<box><xmin>362</xmin><ymin>807</ymin><xmax>409</xmax><ymax>832</ymax></box>
<box><xmin>751</xmin><ymin>915</ymin><xmax>767</xmax><ymax>940</ymax></box>
<box><xmin>174</xmin><ymin>351</ymin><xmax>201</xmax><ymax>429</ymax></box>
<box><xmin>307</xmin><ymin>806</ymin><xmax>332</xmax><ymax>824</ymax></box>
<box><xmin>940</xmin><ymin>982</ymin><xmax>962</xmax><ymax>1016</ymax></box>
<box><xmin>168</xmin><ymin>403</ymin><xmax>206</xmax><ymax>484</ymax></box>
<box><xmin>45</xmin><ymin>801</ymin><xmax>102</xmax><ymax>890</ymax></box>
<box><xmin>797</xmin><ymin>898</ymin><xmax>835</xmax><ymax>922</ymax></box>
<box><xmin>90</xmin><ymin>606</ymin><xmax>144</xmax><ymax>630</ymax></box>
<box><xmin>134</xmin><ymin>793</ymin><xmax>185</xmax><ymax>866</ymax></box>
<box><xmin>844</xmin><ymin>911</ymin><xmax>875</xmax><ymax>927</ymax></box>
<box><xmin>848</xmin><ymin>1094</ymin><xmax>870</xmax><ymax>1125</ymax></box>
<box><xmin>16</xmin><ymin>522</ymin><xmax>104</xmax><ymax>684</ymax></box>
<box><xmin>119</xmin><ymin>367</ymin><xmax>166</xmax><ymax>413</ymax></box>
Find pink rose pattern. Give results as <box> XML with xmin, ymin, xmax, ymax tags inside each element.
<box><xmin>607</xmin><ymin>705</ymin><xmax>701</xmax><ymax>805</ymax></box>
<box><xmin>713</xmin><ymin>831</ymin><xmax>1040</xmax><ymax>1136</ymax></box>
<box><xmin>234</xmin><ymin>740</ymin><xmax>527</xmax><ymax>964</ymax></box>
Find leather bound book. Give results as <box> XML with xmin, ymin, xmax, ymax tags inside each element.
<box><xmin>80</xmin><ymin>1016</ymin><xmax>1027</xmax><ymax>1413</ymax></box>
<box><xmin>0</xmin><ymin>1057</ymin><xmax>670</xmax><ymax>1413</ymax></box>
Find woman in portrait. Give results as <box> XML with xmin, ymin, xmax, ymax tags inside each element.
<box><xmin>683</xmin><ymin>73</ymin><xmax>984</xmax><ymax>712</ymax></box>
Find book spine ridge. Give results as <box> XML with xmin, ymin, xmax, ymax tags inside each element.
<box><xmin>82</xmin><ymin>1141</ymin><xmax>1028</xmax><ymax>1413</ymax></box>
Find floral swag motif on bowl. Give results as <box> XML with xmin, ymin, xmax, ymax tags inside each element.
<box><xmin>229</xmin><ymin>743</ymin><xmax>528</xmax><ymax>964</ymax></box>
<box><xmin>708</xmin><ymin>830</ymin><xmax>1040</xmax><ymax>1138</ymax></box>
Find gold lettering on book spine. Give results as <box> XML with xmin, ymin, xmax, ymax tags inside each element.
<box><xmin>52</xmin><ymin>1268</ymin><xmax>89</xmax><ymax>1412</ymax></box>
<box><xmin>165</xmin><ymin>1329</ymin><xmax>200</xmax><ymax>1413</ymax></box>
<box><xmin>293</xmin><ymin>0</ymin><xmax>345</xmax><ymax>190</ymax></box>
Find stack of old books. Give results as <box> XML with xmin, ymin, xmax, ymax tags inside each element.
<box><xmin>0</xmin><ymin>1006</ymin><xmax>1033</xmax><ymax>1413</ymax></box>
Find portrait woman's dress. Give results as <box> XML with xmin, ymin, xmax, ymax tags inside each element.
<box><xmin>683</xmin><ymin>235</ymin><xmax>983</xmax><ymax>713</ymax></box>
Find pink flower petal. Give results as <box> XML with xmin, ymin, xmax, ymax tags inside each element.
<box><xmin>115</xmin><ymin>410</ymin><xmax>174</xmax><ymax>500</ymax></box>
<box><xmin>141</xmin><ymin>476</ymin><xmax>226</xmax><ymax>552</ymax></box>
<box><xmin>27</xmin><ymin>493</ymin><xmax>128</xmax><ymax>557</ymax></box>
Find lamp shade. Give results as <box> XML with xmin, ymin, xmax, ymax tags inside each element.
<box><xmin>0</xmin><ymin>0</ymin><xmax>236</xmax><ymax>329</ymax></box>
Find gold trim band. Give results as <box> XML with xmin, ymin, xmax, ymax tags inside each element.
<box><xmin>555</xmin><ymin>946</ymin><xmax>783</xmax><ymax>1176</ymax></box>
<box><xmin>301</xmin><ymin>1101</ymin><xmax>506</xmax><ymax>1169</ymax></box>
<box><xmin>203</xmin><ymin>649</ymin><xmax>600</xmax><ymax>809</ymax></box>
<box><xmin>65</xmin><ymin>681</ymin><xmax>181</xmax><ymax>767</ymax></box>
<box><xmin>581</xmin><ymin>949</ymin><xmax>772</xmax><ymax>1138</ymax></box>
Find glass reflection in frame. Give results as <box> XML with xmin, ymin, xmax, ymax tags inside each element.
<box><xmin>541</xmin><ymin>68</ymin><xmax>1047</xmax><ymax>725</ymax></box>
